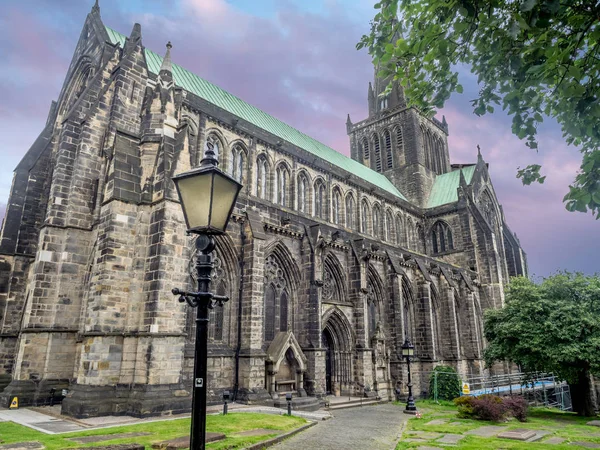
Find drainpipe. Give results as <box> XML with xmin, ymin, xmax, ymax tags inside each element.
<box><xmin>233</xmin><ymin>219</ymin><xmax>246</xmax><ymax>402</ymax></box>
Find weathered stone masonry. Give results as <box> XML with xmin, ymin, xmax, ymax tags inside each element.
<box><xmin>0</xmin><ymin>4</ymin><xmax>527</xmax><ymax>416</ymax></box>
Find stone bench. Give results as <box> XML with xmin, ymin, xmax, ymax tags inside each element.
<box><xmin>276</xmin><ymin>380</ymin><xmax>296</xmax><ymax>392</ymax></box>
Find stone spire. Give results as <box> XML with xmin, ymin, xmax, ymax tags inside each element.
<box><xmin>92</xmin><ymin>0</ymin><xmax>100</xmax><ymax>14</ymax></box>
<box><xmin>157</xmin><ymin>42</ymin><xmax>174</xmax><ymax>112</ymax></box>
<box><xmin>368</xmin><ymin>82</ymin><xmax>375</xmax><ymax>116</ymax></box>
<box><xmin>477</xmin><ymin>144</ymin><xmax>483</xmax><ymax>161</ymax></box>
<box><xmin>346</xmin><ymin>113</ymin><xmax>352</xmax><ymax>134</ymax></box>
<box><xmin>159</xmin><ymin>41</ymin><xmax>173</xmax><ymax>80</ymax></box>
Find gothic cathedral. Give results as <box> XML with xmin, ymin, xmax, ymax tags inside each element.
<box><xmin>0</xmin><ymin>4</ymin><xmax>526</xmax><ymax>416</ymax></box>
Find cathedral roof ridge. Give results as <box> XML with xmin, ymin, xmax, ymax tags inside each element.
<box><xmin>105</xmin><ymin>25</ymin><xmax>408</xmax><ymax>202</ymax></box>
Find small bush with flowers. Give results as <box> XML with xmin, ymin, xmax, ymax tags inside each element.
<box><xmin>453</xmin><ymin>394</ymin><xmax>529</xmax><ymax>422</ymax></box>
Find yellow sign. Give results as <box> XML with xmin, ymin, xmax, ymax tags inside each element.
<box><xmin>462</xmin><ymin>383</ymin><xmax>470</xmax><ymax>395</ymax></box>
<box><xmin>9</xmin><ymin>397</ymin><xmax>18</xmax><ymax>409</ymax></box>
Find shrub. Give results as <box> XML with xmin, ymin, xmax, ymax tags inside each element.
<box><xmin>472</xmin><ymin>394</ymin><xmax>507</xmax><ymax>422</ymax></box>
<box><xmin>429</xmin><ymin>365</ymin><xmax>461</xmax><ymax>401</ymax></box>
<box><xmin>454</xmin><ymin>395</ymin><xmax>475</xmax><ymax>418</ymax></box>
<box><xmin>454</xmin><ymin>394</ymin><xmax>529</xmax><ymax>422</ymax></box>
<box><xmin>504</xmin><ymin>396</ymin><xmax>529</xmax><ymax>422</ymax></box>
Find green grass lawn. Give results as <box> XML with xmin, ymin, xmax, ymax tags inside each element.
<box><xmin>396</xmin><ymin>400</ymin><xmax>600</xmax><ymax>450</ymax></box>
<box><xmin>0</xmin><ymin>413</ymin><xmax>307</xmax><ymax>450</ymax></box>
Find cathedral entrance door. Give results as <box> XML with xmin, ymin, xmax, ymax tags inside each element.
<box><xmin>322</xmin><ymin>329</ymin><xmax>334</xmax><ymax>395</ymax></box>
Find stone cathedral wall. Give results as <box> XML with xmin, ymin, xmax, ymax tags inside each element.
<box><xmin>0</xmin><ymin>6</ymin><xmax>526</xmax><ymax>416</ymax></box>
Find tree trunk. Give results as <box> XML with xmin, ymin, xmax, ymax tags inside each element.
<box><xmin>570</xmin><ymin>370</ymin><xmax>597</xmax><ymax>417</ymax></box>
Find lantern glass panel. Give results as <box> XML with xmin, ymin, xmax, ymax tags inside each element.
<box><xmin>210</xmin><ymin>172</ymin><xmax>241</xmax><ymax>231</ymax></box>
<box><xmin>176</xmin><ymin>172</ymin><xmax>213</xmax><ymax>230</ymax></box>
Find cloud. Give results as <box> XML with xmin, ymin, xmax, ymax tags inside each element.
<box><xmin>0</xmin><ymin>0</ymin><xmax>596</xmax><ymax>277</ymax></box>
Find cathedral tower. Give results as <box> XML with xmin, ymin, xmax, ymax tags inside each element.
<box><xmin>347</xmin><ymin>70</ymin><xmax>451</xmax><ymax>207</ymax></box>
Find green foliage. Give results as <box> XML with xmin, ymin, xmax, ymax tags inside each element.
<box><xmin>429</xmin><ymin>364</ymin><xmax>461</xmax><ymax>401</ymax></box>
<box><xmin>454</xmin><ymin>395</ymin><xmax>476</xmax><ymax>418</ymax></box>
<box><xmin>483</xmin><ymin>273</ymin><xmax>600</xmax><ymax>415</ymax></box>
<box><xmin>359</xmin><ymin>0</ymin><xmax>600</xmax><ymax>218</ymax></box>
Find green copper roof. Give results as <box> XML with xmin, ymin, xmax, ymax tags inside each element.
<box><xmin>427</xmin><ymin>166</ymin><xmax>476</xmax><ymax>208</ymax></box>
<box><xmin>105</xmin><ymin>26</ymin><xmax>407</xmax><ymax>201</ymax></box>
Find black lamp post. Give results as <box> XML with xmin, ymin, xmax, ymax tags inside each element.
<box><xmin>222</xmin><ymin>390</ymin><xmax>230</xmax><ymax>415</ymax></box>
<box><xmin>171</xmin><ymin>142</ymin><xmax>242</xmax><ymax>450</ymax></box>
<box><xmin>286</xmin><ymin>392</ymin><xmax>293</xmax><ymax>416</ymax></box>
<box><xmin>401</xmin><ymin>338</ymin><xmax>418</xmax><ymax>414</ymax></box>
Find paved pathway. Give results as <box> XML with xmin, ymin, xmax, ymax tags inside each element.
<box><xmin>271</xmin><ymin>404</ymin><xmax>408</xmax><ymax>450</ymax></box>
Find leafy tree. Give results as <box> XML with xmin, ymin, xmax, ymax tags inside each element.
<box><xmin>358</xmin><ymin>0</ymin><xmax>600</xmax><ymax>218</ymax></box>
<box><xmin>484</xmin><ymin>273</ymin><xmax>600</xmax><ymax>416</ymax></box>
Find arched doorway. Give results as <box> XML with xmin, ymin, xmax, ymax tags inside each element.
<box><xmin>322</xmin><ymin>309</ymin><xmax>353</xmax><ymax>396</ymax></box>
<box><xmin>322</xmin><ymin>328</ymin><xmax>334</xmax><ymax>394</ymax></box>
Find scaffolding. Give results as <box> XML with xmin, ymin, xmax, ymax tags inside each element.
<box><xmin>419</xmin><ymin>370</ymin><xmax>572</xmax><ymax>411</ymax></box>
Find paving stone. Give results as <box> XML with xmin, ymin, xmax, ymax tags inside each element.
<box><xmin>406</xmin><ymin>431</ymin><xmax>443</xmax><ymax>439</ymax></box>
<box><xmin>425</xmin><ymin>419</ymin><xmax>449</xmax><ymax>426</ymax></box>
<box><xmin>436</xmin><ymin>433</ymin><xmax>464</xmax><ymax>444</ymax></box>
<box><xmin>271</xmin><ymin>404</ymin><xmax>409</xmax><ymax>449</ymax></box>
<box><xmin>497</xmin><ymin>428</ymin><xmax>537</xmax><ymax>441</ymax></box>
<box><xmin>33</xmin><ymin>421</ymin><xmax>83</xmax><ymax>433</ymax></box>
<box><xmin>233</xmin><ymin>429</ymin><xmax>281</xmax><ymax>437</ymax></box>
<box><xmin>545</xmin><ymin>437</ymin><xmax>567</xmax><ymax>445</ymax></box>
<box><xmin>588</xmin><ymin>421</ymin><xmax>600</xmax><ymax>427</ymax></box>
<box><xmin>405</xmin><ymin>438</ymin><xmax>428</xmax><ymax>443</ymax></box>
<box><xmin>71</xmin><ymin>445</ymin><xmax>143</xmax><ymax>450</ymax></box>
<box><xmin>151</xmin><ymin>433</ymin><xmax>225</xmax><ymax>449</ymax></box>
<box><xmin>68</xmin><ymin>432</ymin><xmax>152</xmax><ymax>444</ymax></box>
<box><xmin>526</xmin><ymin>430</ymin><xmax>553</xmax><ymax>442</ymax></box>
<box><xmin>570</xmin><ymin>443</ymin><xmax>600</xmax><ymax>449</ymax></box>
<box><xmin>416</xmin><ymin>447</ymin><xmax>444</xmax><ymax>450</ymax></box>
<box><xmin>465</xmin><ymin>425</ymin><xmax>505</xmax><ymax>437</ymax></box>
<box><xmin>0</xmin><ymin>444</ymin><xmax>44</xmax><ymax>450</ymax></box>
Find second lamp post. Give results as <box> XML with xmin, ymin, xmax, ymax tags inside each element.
<box><xmin>401</xmin><ymin>338</ymin><xmax>418</xmax><ymax>414</ymax></box>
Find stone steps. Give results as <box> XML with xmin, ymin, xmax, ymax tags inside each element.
<box><xmin>327</xmin><ymin>398</ymin><xmax>387</xmax><ymax>410</ymax></box>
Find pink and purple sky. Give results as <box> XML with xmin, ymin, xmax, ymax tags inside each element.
<box><xmin>0</xmin><ymin>0</ymin><xmax>597</xmax><ymax>278</ymax></box>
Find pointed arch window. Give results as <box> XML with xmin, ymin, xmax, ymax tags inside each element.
<box><xmin>396</xmin><ymin>126</ymin><xmax>404</xmax><ymax>152</ymax></box>
<box><xmin>367</xmin><ymin>282</ymin><xmax>380</xmax><ymax>339</ymax></box>
<box><xmin>332</xmin><ymin>188</ymin><xmax>342</xmax><ymax>225</ymax></box>
<box><xmin>396</xmin><ymin>215</ymin><xmax>404</xmax><ymax>246</ymax></box>
<box><xmin>384</xmin><ymin>130</ymin><xmax>393</xmax><ymax>170</ymax></box>
<box><xmin>345</xmin><ymin>194</ymin><xmax>355</xmax><ymax>229</ymax></box>
<box><xmin>362</xmin><ymin>137</ymin><xmax>370</xmax><ymax>161</ymax></box>
<box><xmin>264</xmin><ymin>284</ymin><xmax>276</xmax><ymax>341</ymax></box>
<box><xmin>280</xmin><ymin>291</ymin><xmax>288</xmax><ymax>332</ymax></box>
<box><xmin>372</xmin><ymin>205</ymin><xmax>382</xmax><ymax>238</ymax></box>
<box><xmin>402</xmin><ymin>278</ymin><xmax>414</xmax><ymax>341</ymax></box>
<box><xmin>231</xmin><ymin>144</ymin><xmax>246</xmax><ymax>183</ymax></box>
<box><xmin>372</xmin><ymin>133</ymin><xmax>382</xmax><ymax>172</ymax></box>
<box><xmin>314</xmin><ymin>180</ymin><xmax>326</xmax><ymax>219</ymax></box>
<box><xmin>297</xmin><ymin>173</ymin><xmax>308</xmax><ymax>213</ymax></box>
<box><xmin>209</xmin><ymin>281</ymin><xmax>226</xmax><ymax>341</ymax></box>
<box><xmin>385</xmin><ymin>210</ymin><xmax>394</xmax><ymax>242</ymax></box>
<box><xmin>257</xmin><ymin>156</ymin><xmax>269</xmax><ymax>200</ymax></box>
<box><xmin>264</xmin><ymin>255</ymin><xmax>291</xmax><ymax>342</ymax></box>
<box><xmin>431</xmin><ymin>221</ymin><xmax>454</xmax><ymax>254</ymax></box>
<box><xmin>361</xmin><ymin>200</ymin><xmax>369</xmax><ymax>234</ymax></box>
<box><xmin>274</xmin><ymin>163</ymin><xmax>289</xmax><ymax>206</ymax></box>
<box><xmin>206</xmin><ymin>134</ymin><xmax>222</xmax><ymax>160</ymax></box>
